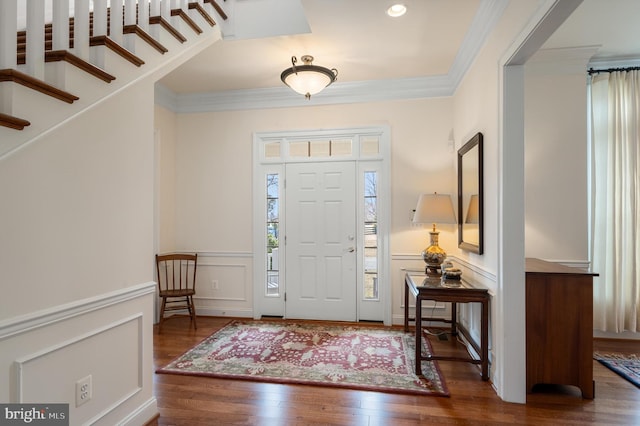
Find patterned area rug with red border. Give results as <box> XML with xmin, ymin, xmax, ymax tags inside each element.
<box><xmin>157</xmin><ymin>320</ymin><xmax>449</xmax><ymax>397</ymax></box>
<box><xmin>594</xmin><ymin>352</ymin><xmax>640</xmax><ymax>388</ymax></box>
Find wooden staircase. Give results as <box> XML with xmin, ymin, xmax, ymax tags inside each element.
<box><xmin>0</xmin><ymin>0</ymin><xmax>229</xmax><ymax>155</ymax></box>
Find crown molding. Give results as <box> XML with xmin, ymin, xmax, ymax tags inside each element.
<box><xmin>448</xmin><ymin>0</ymin><xmax>509</xmax><ymax>90</ymax></box>
<box><xmin>157</xmin><ymin>74</ymin><xmax>456</xmax><ymax>113</ymax></box>
<box><xmin>155</xmin><ymin>0</ymin><xmax>508</xmax><ymax>113</ymax></box>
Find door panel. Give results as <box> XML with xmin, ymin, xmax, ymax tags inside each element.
<box><xmin>285</xmin><ymin>162</ymin><xmax>356</xmax><ymax>321</ymax></box>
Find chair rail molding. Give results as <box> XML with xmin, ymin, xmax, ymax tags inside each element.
<box><xmin>0</xmin><ymin>282</ymin><xmax>156</xmax><ymax>341</ymax></box>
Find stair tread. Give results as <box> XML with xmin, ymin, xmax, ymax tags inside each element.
<box><xmin>0</xmin><ymin>68</ymin><xmax>79</xmax><ymax>104</ymax></box>
<box><xmin>0</xmin><ymin>112</ymin><xmax>31</xmax><ymax>130</ymax></box>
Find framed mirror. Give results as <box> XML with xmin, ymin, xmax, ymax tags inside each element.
<box><xmin>458</xmin><ymin>132</ymin><xmax>483</xmax><ymax>254</ymax></box>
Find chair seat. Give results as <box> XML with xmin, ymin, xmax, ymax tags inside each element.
<box><xmin>159</xmin><ymin>289</ymin><xmax>195</xmax><ymax>297</ymax></box>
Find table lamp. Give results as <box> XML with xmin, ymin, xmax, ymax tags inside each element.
<box><xmin>412</xmin><ymin>193</ymin><xmax>456</xmax><ymax>274</ymax></box>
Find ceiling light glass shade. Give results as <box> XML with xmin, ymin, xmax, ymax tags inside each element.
<box><xmin>281</xmin><ymin>55</ymin><xmax>338</xmax><ymax>99</ymax></box>
<box><xmin>387</xmin><ymin>4</ymin><xmax>407</xmax><ymax>17</ymax></box>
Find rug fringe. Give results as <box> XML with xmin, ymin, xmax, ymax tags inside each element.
<box><xmin>594</xmin><ymin>352</ymin><xmax>639</xmax><ymax>361</ymax></box>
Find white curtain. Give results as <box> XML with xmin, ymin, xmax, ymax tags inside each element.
<box><xmin>590</xmin><ymin>69</ymin><xmax>640</xmax><ymax>333</ymax></box>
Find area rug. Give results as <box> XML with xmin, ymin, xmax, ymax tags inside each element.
<box><xmin>157</xmin><ymin>320</ymin><xmax>449</xmax><ymax>396</ymax></box>
<box><xmin>594</xmin><ymin>352</ymin><xmax>640</xmax><ymax>388</ymax></box>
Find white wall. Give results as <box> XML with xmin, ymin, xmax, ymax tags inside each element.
<box><xmin>0</xmin><ymin>80</ymin><xmax>157</xmax><ymax>425</ymax></box>
<box><xmin>156</xmin><ymin>97</ymin><xmax>456</xmax><ymax>321</ymax></box>
<box><xmin>155</xmin><ymin>105</ymin><xmax>178</xmax><ymax>253</ymax></box>
<box><xmin>524</xmin><ymin>50</ymin><xmax>590</xmax><ymax>264</ymax></box>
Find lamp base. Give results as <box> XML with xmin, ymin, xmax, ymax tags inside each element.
<box><xmin>422</xmin><ymin>246</ymin><xmax>446</xmax><ymax>275</ymax></box>
<box><xmin>424</xmin><ymin>264</ymin><xmax>442</xmax><ymax>275</ymax></box>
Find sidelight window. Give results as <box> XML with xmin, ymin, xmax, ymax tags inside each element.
<box><xmin>266</xmin><ymin>173</ymin><xmax>280</xmax><ymax>295</ymax></box>
<box><xmin>364</xmin><ymin>171</ymin><xmax>378</xmax><ymax>300</ymax></box>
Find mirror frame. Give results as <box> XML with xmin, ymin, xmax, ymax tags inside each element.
<box><xmin>457</xmin><ymin>132</ymin><xmax>484</xmax><ymax>254</ymax></box>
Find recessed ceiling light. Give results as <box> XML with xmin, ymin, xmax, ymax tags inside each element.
<box><xmin>387</xmin><ymin>4</ymin><xmax>407</xmax><ymax>18</ymax></box>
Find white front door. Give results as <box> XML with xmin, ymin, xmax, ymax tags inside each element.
<box><xmin>285</xmin><ymin>161</ymin><xmax>357</xmax><ymax>321</ymax></box>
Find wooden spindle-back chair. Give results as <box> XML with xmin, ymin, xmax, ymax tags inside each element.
<box><xmin>155</xmin><ymin>253</ymin><xmax>198</xmax><ymax>332</ymax></box>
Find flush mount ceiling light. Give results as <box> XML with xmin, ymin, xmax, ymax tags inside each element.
<box><xmin>280</xmin><ymin>55</ymin><xmax>338</xmax><ymax>100</ymax></box>
<box><xmin>386</xmin><ymin>4</ymin><xmax>407</xmax><ymax>17</ymax></box>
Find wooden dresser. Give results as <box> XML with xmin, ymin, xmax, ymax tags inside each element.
<box><xmin>525</xmin><ymin>258</ymin><xmax>598</xmax><ymax>399</ymax></box>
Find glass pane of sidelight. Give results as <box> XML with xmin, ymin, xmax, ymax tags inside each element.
<box><xmin>361</xmin><ymin>136</ymin><xmax>380</xmax><ymax>156</ymax></box>
<box><xmin>266</xmin><ymin>174</ymin><xmax>280</xmax><ymax>296</ymax></box>
<box><xmin>364</xmin><ymin>171</ymin><xmax>378</xmax><ymax>300</ymax></box>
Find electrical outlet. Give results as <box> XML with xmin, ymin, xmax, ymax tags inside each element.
<box><xmin>75</xmin><ymin>375</ymin><xmax>92</xmax><ymax>407</ymax></box>
<box><xmin>211</xmin><ymin>280</ymin><xmax>219</xmax><ymax>290</ymax></box>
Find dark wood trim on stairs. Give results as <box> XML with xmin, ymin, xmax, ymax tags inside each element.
<box><xmin>89</xmin><ymin>35</ymin><xmax>145</xmax><ymax>67</ymax></box>
<box><xmin>171</xmin><ymin>9</ymin><xmax>203</xmax><ymax>34</ymax></box>
<box><xmin>123</xmin><ymin>25</ymin><xmax>169</xmax><ymax>54</ymax></box>
<box><xmin>149</xmin><ymin>16</ymin><xmax>187</xmax><ymax>43</ymax></box>
<box><xmin>0</xmin><ymin>68</ymin><xmax>79</xmax><ymax>104</ymax></box>
<box><xmin>189</xmin><ymin>2</ymin><xmax>216</xmax><ymax>27</ymax></box>
<box><xmin>16</xmin><ymin>50</ymin><xmax>116</xmax><ymax>83</ymax></box>
<box><xmin>204</xmin><ymin>0</ymin><xmax>228</xmax><ymax>20</ymax></box>
<box><xmin>0</xmin><ymin>113</ymin><xmax>31</xmax><ymax>130</ymax></box>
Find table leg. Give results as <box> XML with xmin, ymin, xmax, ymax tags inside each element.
<box><xmin>404</xmin><ymin>276</ymin><xmax>409</xmax><ymax>333</ymax></box>
<box><xmin>481</xmin><ymin>298</ymin><xmax>489</xmax><ymax>380</ymax></box>
<box><xmin>415</xmin><ymin>296</ymin><xmax>422</xmax><ymax>376</ymax></box>
<box><xmin>451</xmin><ymin>302</ymin><xmax>458</xmax><ymax>336</ymax></box>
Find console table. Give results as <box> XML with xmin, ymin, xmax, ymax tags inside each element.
<box><xmin>404</xmin><ymin>272</ymin><xmax>490</xmax><ymax>380</ymax></box>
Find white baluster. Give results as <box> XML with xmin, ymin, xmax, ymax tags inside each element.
<box><xmin>0</xmin><ymin>0</ymin><xmax>18</xmax><ymax>69</ymax></box>
<box><xmin>123</xmin><ymin>0</ymin><xmax>137</xmax><ymax>51</ymax></box>
<box><xmin>161</xmin><ymin>0</ymin><xmax>170</xmax><ymax>19</ymax></box>
<box><xmin>150</xmin><ymin>0</ymin><xmax>161</xmax><ymax>17</ymax></box>
<box><xmin>139</xmin><ymin>0</ymin><xmax>150</xmax><ymax>32</ymax></box>
<box><xmin>73</xmin><ymin>0</ymin><xmax>90</xmax><ymax>60</ymax></box>
<box><xmin>93</xmin><ymin>0</ymin><xmax>108</xmax><ymax>37</ymax></box>
<box><xmin>26</xmin><ymin>0</ymin><xmax>45</xmax><ymax>79</ymax></box>
<box><xmin>52</xmin><ymin>0</ymin><xmax>70</xmax><ymax>51</ymax></box>
<box><xmin>124</xmin><ymin>0</ymin><xmax>136</xmax><ymax>26</ymax></box>
<box><xmin>149</xmin><ymin>0</ymin><xmax>161</xmax><ymax>40</ymax></box>
<box><xmin>111</xmin><ymin>0</ymin><xmax>123</xmax><ymax>45</ymax></box>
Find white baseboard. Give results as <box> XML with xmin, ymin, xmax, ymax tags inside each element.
<box><xmin>197</xmin><ymin>308</ymin><xmax>253</xmax><ymax>319</ymax></box>
<box><xmin>117</xmin><ymin>397</ymin><xmax>159</xmax><ymax>426</ymax></box>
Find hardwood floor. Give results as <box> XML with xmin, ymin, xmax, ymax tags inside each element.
<box><xmin>150</xmin><ymin>316</ymin><xmax>639</xmax><ymax>425</ymax></box>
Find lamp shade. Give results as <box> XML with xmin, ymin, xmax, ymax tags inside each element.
<box><xmin>281</xmin><ymin>55</ymin><xmax>338</xmax><ymax>99</ymax></box>
<box><xmin>413</xmin><ymin>193</ymin><xmax>456</xmax><ymax>225</ymax></box>
<box><xmin>465</xmin><ymin>194</ymin><xmax>480</xmax><ymax>224</ymax></box>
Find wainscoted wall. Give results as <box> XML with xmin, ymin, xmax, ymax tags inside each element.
<box><xmin>192</xmin><ymin>251</ymin><xmax>254</xmax><ymax>319</ymax></box>
<box><xmin>0</xmin><ymin>283</ymin><xmax>157</xmax><ymax>426</ymax></box>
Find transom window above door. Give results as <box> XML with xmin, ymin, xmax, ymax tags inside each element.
<box><xmin>261</xmin><ymin>134</ymin><xmax>381</xmax><ymax>161</ymax></box>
